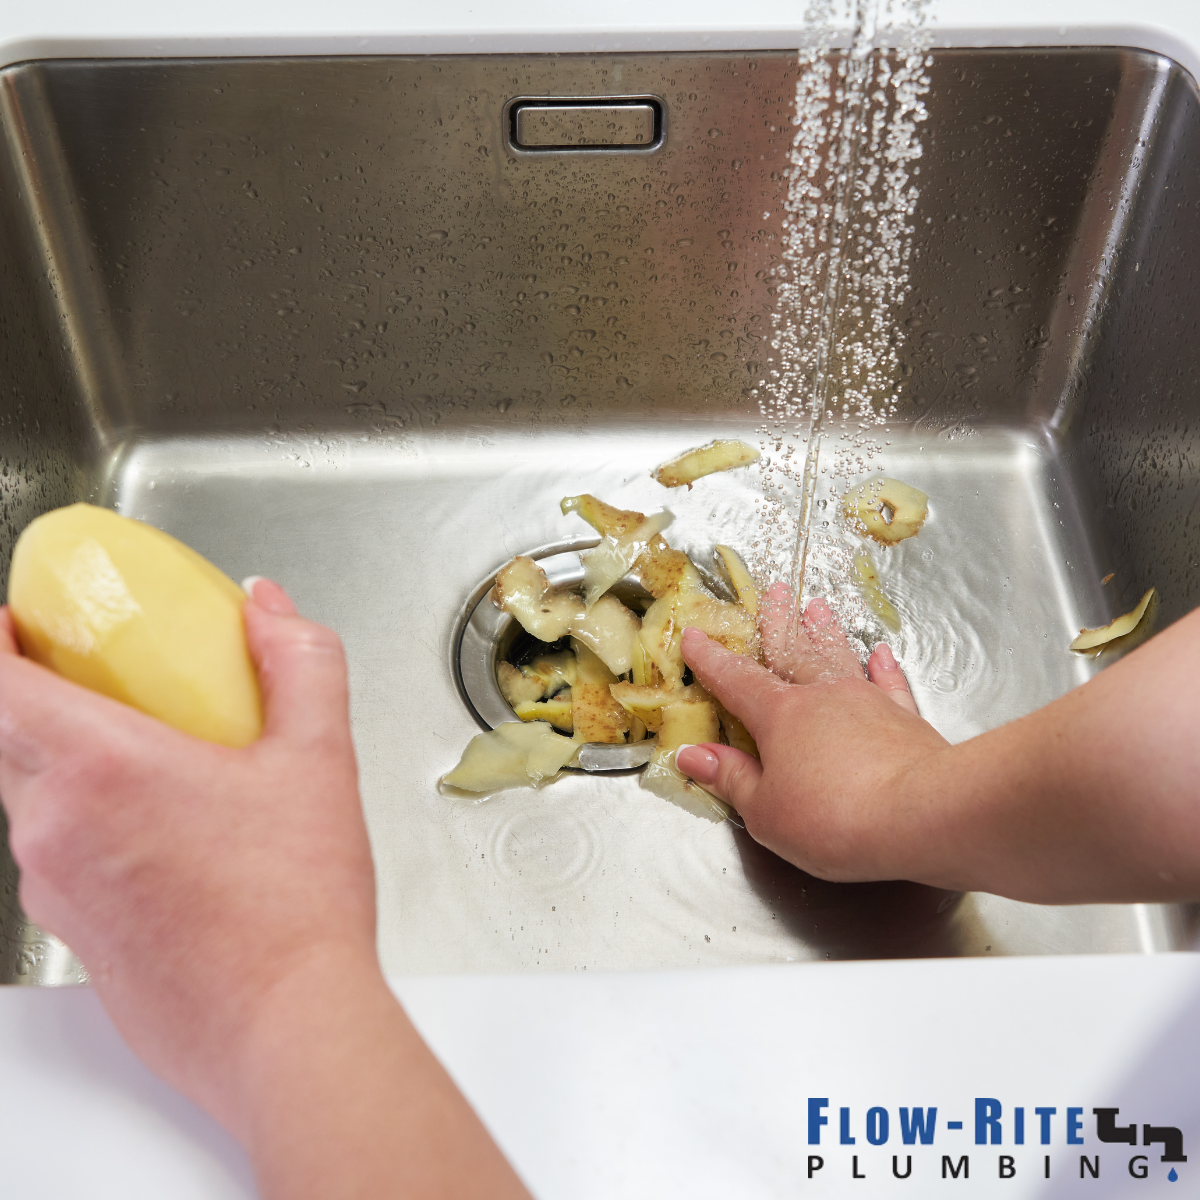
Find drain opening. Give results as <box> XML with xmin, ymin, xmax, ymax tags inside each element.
<box><xmin>453</xmin><ymin>539</ymin><xmax>726</xmax><ymax>744</ymax></box>
<box><xmin>454</xmin><ymin>541</ymin><xmax>653</xmax><ymax>736</ymax></box>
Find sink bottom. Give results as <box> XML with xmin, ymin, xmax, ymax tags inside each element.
<box><xmin>19</xmin><ymin>422</ymin><xmax>1175</xmax><ymax>978</ymax></box>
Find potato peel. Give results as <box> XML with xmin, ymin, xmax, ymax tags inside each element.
<box><xmin>640</xmin><ymin>585</ymin><xmax>758</xmax><ymax>688</ymax></box>
<box><xmin>523</xmin><ymin>652</ymin><xmax>577</xmax><ymax>696</ymax></box>
<box><xmin>497</xmin><ymin>661</ymin><xmax>545</xmax><ymax>708</ymax></box>
<box><xmin>609</xmin><ymin>681</ymin><xmax>708</xmax><ymax>733</ymax></box>
<box><xmin>842</xmin><ymin>477</ymin><xmax>928</xmax><ymax>545</ymax></box>
<box><xmin>715</xmin><ymin>544</ymin><xmax>759</xmax><ymax>615</ymax></box>
<box><xmin>514</xmin><ymin>695</ymin><xmax>574</xmax><ymax>733</ymax></box>
<box><xmin>491</xmin><ymin>555</ymin><xmax>584</xmax><ymax>642</ymax></box>
<box><xmin>653</xmin><ymin>440</ymin><xmax>761</xmax><ymax>488</ymax></box>
<box><xmin>561</xmin><ymin>493</ymin><xmax>700</xmax><ymax>598</ymax></box>
<box><xmin>658</xmin><ymin>695</ymin><xmax>721</xmax><ymax>750</ymax></box>
<box><xmin>570</xmin><ymin>639</ymin><xmax>631</xmax><ymax>743</ymax></box>
<box><xmin>853</xmin><ymin>551</ymin><xmax>901</xmax><ymax>633</ymax></box>
<box><xmin>580</xmin><ymin>511</ymin><xmax>674</xmax><ymax>608</ymax></box>
<box><xmin>714</xmin><ymin>698</ymin><xmax>758</xmax><ymax>758</ymax></box>
<box><xmin>1070</xmin><ymin>587</ymin><xmax>1156</xmax><ymax>652</ymax></box>
<box><xmin>569</xmin><ymin>594</ymin><xmax>641</xmax><ymax>675</ymax></box>
<box><xmin>442</xmin><ymin>721</ymin><xmax>578</xmax><ymax>793</ymax></box>
<box><xmin>641</xmin><ymin>748</ymin><xmax>732</xmax><ymax>823</ymax></box>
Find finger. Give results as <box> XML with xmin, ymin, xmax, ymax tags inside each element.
<box><xmin>758</xmin><ymin>582</ymin><xmax>821</xmax><ymax>683</ymax></box>
<box><xmin>0</xmin><ymin>653</ymin><xmax>148</xmax><ymax>772</ymax></box>
<box><xmin>0</xmin><ymin>607</ymin><xmax>18</xmax><ymax>656</ymax></box>
<box><xmin>676</xmin><ymin>742</ymin><xmax>763</xmax><ymax>812</ymax></box>
<box><xmin>758</xmin><ymin>582</ymin><xmax>797</xmax><ymax>667</ymax></box>
<box><xmin>681</xmin><ymin>628</ymin><xmax>787</xmax><ymax>739</ymax></box>
<box><xmin>242</xmin><ymin>596</ymin><xmax>352</xmax><ymax>749</ymax></box>
<box><xmin>801</xmin><ymin>597</ymin><xmax>864</xmax><ymax>680</ymax></box>
<box><xmin>242</xmin><ymin>576</ymin><xmax>297</xmax><ymax>617</ymax></box>
<box><xmin>866</xmin><ymin>642</ymin><xmax>920</xmax><ymax>715</ymax></box>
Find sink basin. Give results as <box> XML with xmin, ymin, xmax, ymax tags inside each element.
<box><xmin>2</xmin><ymin>48</ymin><xmax>1199</xmax><ymax>984</ymax></box>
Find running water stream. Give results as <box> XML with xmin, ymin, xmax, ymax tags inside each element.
<box><xmin>756</xmin><ymin>0</ymin><xmax>931</xmax><ymax>650</ymax></box>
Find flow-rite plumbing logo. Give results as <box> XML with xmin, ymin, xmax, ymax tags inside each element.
<box><xmin>804</xmin><ymin>1099</ymin><xmax>1187</xmax><ymax>1184</ymax></box>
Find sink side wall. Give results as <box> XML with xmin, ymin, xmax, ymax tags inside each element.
<box><xmin>1054</xmin><ymin>65</ymin><xmax>1200</xmax><ymax>631</ymax></box>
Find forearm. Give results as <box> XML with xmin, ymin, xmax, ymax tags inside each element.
<box><xmin>901</xmin><ymin>608</ymin><xmax>1200</xmax><ymax>904</ymax></box>
<box><xmin>231</xmin><ymin>948</ymin><xmax>531</xmax><ymax>1200</ymax></box>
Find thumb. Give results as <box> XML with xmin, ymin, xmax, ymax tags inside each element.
<box><xmin>676</xmin><ymin>743</ymin><xmax>763</xmax><ymax>812</ymax></box>
<box><xmin>242</xmin><ymin>580</ymin><xmax>351</xmax><ymax>749</ymax></box>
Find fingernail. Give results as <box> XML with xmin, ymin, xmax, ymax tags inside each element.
<box><xmin>874</xmin><ymin>642</ymin><xmax>899</xmax><ymax>669</ymax></box>
<box><xmin>675</xmin><ymin>743</ymin><xmax>720</xmax><ymax>785</ymax></box>
<box><xmin>241</xmin><ymin>576</ymin><xmax>296</xmax><ymax>616</ymax></box>
<box><xmin>682</xmin><ymin>627</ymin><xmax>705</xmax><ymax>644</ymax></box>
<box><xmin>805</xmin><ymin>597</ymin><xmax>832</xmax><ymax>629</ymax></box>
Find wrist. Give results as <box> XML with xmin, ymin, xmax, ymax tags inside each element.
<box><xmin>220</xmin><ymin>939</ymin><xmax>395</xmax><ymax>1141</ymax></box>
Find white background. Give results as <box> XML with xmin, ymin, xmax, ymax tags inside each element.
<box><xmin>4</xmin><ymin>956</ymin><xmax>1200</xmax><ymax>1197</ymax></box>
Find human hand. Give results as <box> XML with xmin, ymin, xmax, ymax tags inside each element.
<box><xmin>0</xmin><ymin>579</ymin><xmax>374</xmax><ymax>1124</ymax></box>
<box><xmin>0</xmin><ymin>578</ymin><xmax>530</xmax><ymax>1198</ymax></box>
<box><xmin>676</xmin><ymin>584</ymin><xmax>951</xmax><ymax>883</ymax></box>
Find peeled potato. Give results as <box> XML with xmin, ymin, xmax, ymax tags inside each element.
<box><xmin>7</xmin><ymin>503</ymin><xmax>262</xmax><ymax>746</ymax></box>
<box><xmin>842</xmin><ymin>477</ymin><xmax>928</xmax><ymax>544</ymax></box>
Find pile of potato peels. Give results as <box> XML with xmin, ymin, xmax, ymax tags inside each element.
<box><xmin>443</xmin><ymin>492</ymin><xmax>761</xmax><ymax>821</ymax></box>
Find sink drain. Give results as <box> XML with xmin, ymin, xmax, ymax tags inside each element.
<box><xmin>452</xmin><ymin>539</ymin><xmax>655</xmax><ymax>732</ymax></box>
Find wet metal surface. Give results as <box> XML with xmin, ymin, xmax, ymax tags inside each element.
<box><xmin>1</xmin><ymin>50</ymin><xmax>1199</xmax><ymax>982</ymax></box>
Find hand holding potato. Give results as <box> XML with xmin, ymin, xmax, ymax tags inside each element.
<box><xmin>0</xmin><ymin>581</ymin><xmax>528</xmax><ymax>1200</ymax></box>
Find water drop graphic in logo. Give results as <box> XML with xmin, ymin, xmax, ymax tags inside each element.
<box><xmin>1169</xmin><ymin>1168</ymin><xmax>1179</xmax><ymax>1182</ymax></box>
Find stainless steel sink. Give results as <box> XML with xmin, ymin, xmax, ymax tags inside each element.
<box><xmin>2</xmin><ymin>48</ymin><xmax>1199</xmax><ymax>984</ymax></box>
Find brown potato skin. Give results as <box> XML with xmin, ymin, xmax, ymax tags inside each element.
<box><xmin>572</xmin><ymin>683</ymin><xmax>630</xmax><ymax>743</ymax></box>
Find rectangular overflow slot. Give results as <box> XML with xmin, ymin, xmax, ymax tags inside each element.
<box><xmin>509</xmin><ymin>98</ymin><xmax>663</xmax><ymax>151</ymax></box>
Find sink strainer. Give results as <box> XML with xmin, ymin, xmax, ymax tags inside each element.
<box><xmin>452</xmin><ymin>541</ymin><xmax>674</xmax><ymax>771</ymax></box>
<box><xmin>452</xmin><ymin>540</ymin><xmax>738</xmax><ymax>771</ymax></box>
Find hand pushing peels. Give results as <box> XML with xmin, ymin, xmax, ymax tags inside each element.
<box><xmin>674</xmin><ymin>597</ymin><xmax>944</xmax><ymax>879</ymax></box>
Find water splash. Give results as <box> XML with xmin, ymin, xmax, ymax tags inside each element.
<box><xmin>755</xmin><ymin>0</ymin><xmax>931</xmax><ymax>645</ymax></box>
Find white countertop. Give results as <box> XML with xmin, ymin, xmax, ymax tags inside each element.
<box><xmin>4</xmin><ymin>3</ymin><xmax>1200</xmax><ymax>1195</ymax></box>
<box><xmin>1</xmin><ymin>1</ymin><xmax>1198</xmax><ymax>81</ymax></box>
<box><xmin>5</xmin><ymin>954</ymin><xmax>1200</xmax><ymax>1198</ymax></box>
